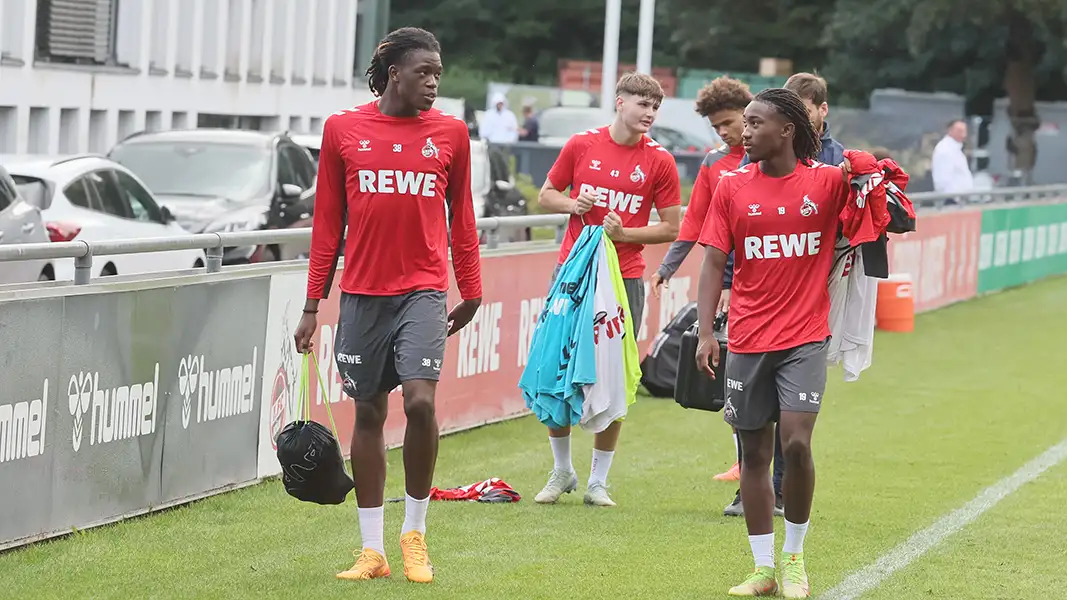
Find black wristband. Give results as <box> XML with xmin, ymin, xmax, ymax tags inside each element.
<box><xmin>302</xmin><ymin>309</ymin><xmax>318</xmax><ymax>314</ymax></box>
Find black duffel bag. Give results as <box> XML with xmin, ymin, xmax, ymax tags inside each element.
<box><xmin>674</xmin><ymin>311</ymin><xmax>728</xmax><ymax>412</ymax></box>
<box><xmin>640</xmin><ymin>301</ymin><xmax>699</xmax><ymax>397</ymax></box>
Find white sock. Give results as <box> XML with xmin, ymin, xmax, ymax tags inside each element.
<box><xmin>550</xmin><ymin>435</ymin><xmax>574</xmax><ymax>473</ymax></box>
<box><xmin>783</xmin><ymin>519</ymin><xmax>809</xmax><ymax>555</ymax></box>
<box><xmin>589</xmin><ymin>449</ymin><xmax>615</xmax><ymax>487</ymax></box>
<box><xmin>732</xmin><ymin>432</ymin><xmax>739</xmax><ymax>459</ymax></box>
<box><xmin>749</xmin><ymin>532</ymin><xmax>775</xmax><ymax>569</ymax></box>
<box><xmin>357</xmin><ymin>506</ymin><xmax>385</xmax><ymax>555</ymax></box>
<box><xmin>401</xmin><ymin>494</ymin><xmax>429</xmax><ymax>536</ymax></box>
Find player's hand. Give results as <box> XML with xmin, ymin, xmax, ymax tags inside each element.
<box><xmin>572</xmin><ymin>190</ymin><xmax>596</xmax><ymax>215</ymax></box>
<box><xmin>695</xmin><ymin>334</ymin><xmax>721</xmax><ymax>379</ymax></box>
<box><xmin>650</xmin><ymin>272</ymin><xmax>668</xmax><ymax>299</ymax></box>
<box><xmin>447</xmin><ymin>298</ymin><xmax>482</xmax><ymax>336</ymax></box>
<box><xmin>603</xmin><ymin>212</ymin><xmax>625</xmax><ymax>240</ymax></box>
<box><xmin>839</xmin><ymin>157</ymin><xmax>852</xmax><ymax>182</ymax></box>
<box><xmin>293</xmin><ymin>311</ymin><xmax>318</xmax><ymax>354</ymax></box>
<box><xmin>717</xmin><ymin>289</ymin><xmax>731</xmax><ymax>314</ymax></box>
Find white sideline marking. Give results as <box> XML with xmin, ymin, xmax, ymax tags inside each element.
<box><xmin>819</xmin><ymin>439</ymin><xmax>1067</xmax><ymax>600</ymax></box>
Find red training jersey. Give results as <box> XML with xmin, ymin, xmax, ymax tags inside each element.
<box><xmin>699</xmin><ymin>160</ymin><xmax>850</xmax><ymax>354</ymax></box>
<box><xmin>306</xmin><ymin>101</ymin><xmax>482</xmax><ymax>301</ymax></box>
<box><xmin>677</xmin><ymin>144</ymin><xmax>746</xmax><ymax>242</ymax></box>
<box><xmin>547</xmin><ymin>127</ymin><xmax>682</xmax><ymax>279</ymax></box>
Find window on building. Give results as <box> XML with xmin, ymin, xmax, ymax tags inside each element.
<box><xmin>35</xmin><ymin>0</ymin><xmax>119</xmax><ymax>66</ymax></box>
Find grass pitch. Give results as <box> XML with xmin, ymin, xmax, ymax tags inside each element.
<box><xmin>3</xmin><ymin>276</ymin><xmax>1066</xmax><ymax>600</ymax></box>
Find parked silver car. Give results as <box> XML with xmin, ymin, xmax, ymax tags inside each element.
<box><xmin>0</xmin><ymin>163</ymin><xmax>54</xmax><ymax>282</ymax></box>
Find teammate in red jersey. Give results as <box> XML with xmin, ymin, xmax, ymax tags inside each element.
<box><xmin>533</xmin><ymin>72</ymin><xmax>682</xmax><ymax>508</ymax></box>
<box><xmin>695</xmin><ymin>88</ymin><xmax>856</xmax><ymax>598</ymax></box>
<box><xmin>649</xmin><ymin>76</ymin><xmax>753</xmax><ymax>490</ymax></box>
<box><xmin>293</xmin><ymin>27</ymin><xmax>482</xmax><ymax>585</ymax></box>
<box><xmin>651</xmin><ymin>76</ymin><xmax>751</xmax><ymax>302</ymax></box>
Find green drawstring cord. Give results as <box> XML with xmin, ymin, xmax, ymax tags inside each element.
<box><xmin>301</xmin><ymin>350</ymin><xmax>350</xmax><ymax>477</ymax></box>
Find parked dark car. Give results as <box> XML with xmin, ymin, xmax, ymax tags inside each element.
<box><xmin>108</xmin><ymin>129</ymin><xmax>317</xmax><ymax>264</ymax></box>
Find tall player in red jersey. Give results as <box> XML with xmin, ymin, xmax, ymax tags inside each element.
<box><xmin>293</xmin><ymin>27</ymin><xmax>482</xmax><ymax>585</ymax></box>
<box><xmin>696</xmin><ymin>88</ymin><xmax>858</xmax><ymax>598</ymax></box>
<box><xmin>533</xmin><ymin>72</ymin><xmax>682</xmax><ymax>508</ymax></box>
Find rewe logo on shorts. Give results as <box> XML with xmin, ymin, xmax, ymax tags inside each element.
<box><xmin>67</xmin><ymin>366</ymin><xmax>160</xmax><ymax>452</ymax></box>
<box><xmin>744</xmin><ymin>231</ymin><xmax>822</xmax><ymax>260</ymax></box>
<box><xmin>0</xmin><ymin>380</ymin><xmax>49</xmax><ymax>463</ymax></box>
<box><xmin>357</xmin><ymin>169</ymin><xmax>438</xmax><ymax>197</ymax></box>
<box><xmin>578</xmin><ymin>183</ymin><xmax>644</xmax><ymax>214</ymax></box>
<box><xmin>177</xmin><ymin>347</ymin><xmax>258</xmax><ymax>429</ymax></box>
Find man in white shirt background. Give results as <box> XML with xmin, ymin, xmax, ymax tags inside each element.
<box><xmin>479</xmin><ymin>92</ymin><xmax>520</xmax><ymax>143</ymax></box>
<box><xmin>931</xmin><ymin>119</ymin><xmax>975</xmax><ymax>195</ymax></box>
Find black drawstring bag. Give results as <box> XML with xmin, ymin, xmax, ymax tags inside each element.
<box><xmin>276</xmin><ymin>351</ymin><xmax>353</xmax><ymax>505</ymax></box>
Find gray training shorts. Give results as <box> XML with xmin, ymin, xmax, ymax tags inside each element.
<box><xmin>549</xmin><ymin>264</ymin><xmax>645</xmax><ymax>328</ymax></box>
<box><xmin>723</xmin><ymin>337</ymin><xmax>830</xmax><ymax>431</ymax></box>
<box><xmin>334</xmin><ymin>290</ymin><xmax>447</xmax><ymax>401</ymax></box>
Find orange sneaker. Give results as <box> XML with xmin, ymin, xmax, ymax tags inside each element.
<box><xmin>714</xmin><ymin>461</ymin><xmax>741</xmax><ymax>481</ymax></box>
<box><xmin>336</xmin><ymin>548</ymin><xmax>391</xmax><ymax>581</ymax></box>
<box><xmin>400</xmin><ymin>531</ymin><xmax>434</xmax><ymax>583</ymax></box>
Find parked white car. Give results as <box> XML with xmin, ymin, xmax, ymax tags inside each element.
<box><xmin>0</xmin><ymin>155</ymin><xmax>206</xmax><ymax>280</ymax></box>
<box><xmin>0</xmin><ymin>163</ymin><xmax>54</xmax><ymax>283</ymax></box>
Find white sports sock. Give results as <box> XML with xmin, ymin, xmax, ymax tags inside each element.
<box><xmin>783</xmin><ymin>519</ymin><xmax>809</xmax><ymax>555</ymax></box>
<box><xmin>401</xmin><ymin>494</ymin><xmax>429</xmax><ymax>536</ymax></box>
<box><xmin>749</xmin><ymin>532</ymin><xmax>775</xmax><ymax>569</ymax></box>
<box><xmin>550</xmin><ymin>435</ymin><xmax>574</xmax><ymax>473</ymax></box>
<box><xmin>357</xmin><ymin>506</ymin><xmax>385</xmax><ymax>555</ymax></box>
<box><xmin>589</xmin><ymin>449</ymin><xmax>615</xmax><ymax>487</ymax></box>
<box><xmin>733</xmin><ymin>432</ymin><xmax>739</xmax><ymax>457</ymax></box>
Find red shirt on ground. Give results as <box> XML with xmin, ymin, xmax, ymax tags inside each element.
<box><xmin>677</xmin><ymin>144</ymin><xmax>746</xmax><ymax>242</ymax></box>
<box><xmin>547</xmin><ymin>127</ymin><xmax>682</xmax><ymax>279</ymax></box>
<box><xmin>699</xmin><ymin>160</ymin><xmax>850</xmax><ymax>354</ymax></box>
<box><xmin>306</xmin><ymin>101</ymin><xmax>482</xmax><ymax>301</ymax></box>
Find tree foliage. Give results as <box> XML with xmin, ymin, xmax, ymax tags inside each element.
<box><xmin>389</xmin><ymin>0</ymin><xmax>1067</xmax><ymax>122</ymax></box>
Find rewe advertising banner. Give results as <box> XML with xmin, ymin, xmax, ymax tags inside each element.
<box><xmin>887</xmin><ymin>209</ymin><xmax>983</xmax><ymax>313</ymax></box>
<box><xmin>254</xmin><ymin>243</ymin><xmax>704</xmax><ymax>478</ymax></box>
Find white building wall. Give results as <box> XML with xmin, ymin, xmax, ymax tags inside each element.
<box><xmin>0</xmin><ymin>0</ymin><xmax>401</xmax><ymax>155</ymax></box>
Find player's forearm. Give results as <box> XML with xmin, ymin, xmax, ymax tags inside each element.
<box><xmin>305</xmin><ymin>215</ymin><xmax>343</xmax><ymax>300</ymax></box>
<box><xmin>657</xmin><ymin>240</ymin><xmax>696</xmax><ymax>279</ymax></box>
<box><xmin>618</xmin><ymin>220</ymin><xmax>679</xmax><ymax>245</ymax></box>
<box><xmin>537</xmin><ymin>187</ymin><xmax>577</xmax><ymax>214</ymax></box>
<box><xmin>452</xmin><ymin>246</ymin><xmax>483</xmax><ymax>301</ymax></box>
<box><xmin>450</xmin><ymin>219</ymin><xmax>484</xmax><ymax>301</ymax></box>
<box><xmin>698</xmin><ymin>247</ymin><xmax>727</xmax><ymax>336</ymax></box>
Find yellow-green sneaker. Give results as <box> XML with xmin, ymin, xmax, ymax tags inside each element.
<box><xmin>781</xmin><ymin>552</ymin><xmax>810</xmax><ymax>598</ymax></box>
<box><xmin>728</xmin><ymin>566</ymin><xmax>779</xmax><ymax>596</ymax></box>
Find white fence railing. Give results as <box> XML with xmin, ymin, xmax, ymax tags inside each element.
<box><xmin>1</xmin><ymin>184</ymin><xmax>1065</xmax><ymax>285</ymax></box>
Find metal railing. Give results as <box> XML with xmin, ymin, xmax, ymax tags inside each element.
<box><xmin>0</xmin><ymin>184</ymin><xmax>1065</xmax><ymax>285</ymax></box>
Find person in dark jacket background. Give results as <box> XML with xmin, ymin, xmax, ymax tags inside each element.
<box><xmin>722</xmin><ymin>72</ymin><xmax>845</xmax><ymax>519</ymax></box>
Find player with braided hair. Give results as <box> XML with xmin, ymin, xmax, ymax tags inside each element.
<box><xmin>295</xmin><ymin>26</ymin><xmax>482</xmax><ymax>584</ymax></box>
<box><xmin>693</xmin><ymin>87</ymin><xmax>863</xmax><ymax>598</ymax></box>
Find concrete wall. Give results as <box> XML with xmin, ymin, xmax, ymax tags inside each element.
<box><xmin>0</xmin><ymin>0</ymin><xmax>393</xmax><ymax>154</ymax></box>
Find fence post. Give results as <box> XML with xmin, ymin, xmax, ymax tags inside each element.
<box><xmin>74</xmin><ymin>251</ymin><xmax>93</xmax><ymax>285</ymax></box>
<box><xmin>206</xmin><ymin>238</ymin><xmax>224</xmax><ymax>273</ymax></box>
